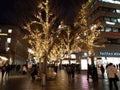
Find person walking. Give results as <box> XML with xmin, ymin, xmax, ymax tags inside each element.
<box><xmin>30</xmin><ymin>65</ymin><xmax>38</xmax><ymax>81</ymax></box>
<box><xmin>106</xmin><ymin>63</ymin><xmax>118</xmax><ymax>90</ymax></box>
<box><xmin>5</xmin><ymin>64</ymin><xmax>11</xmax><ymax>78</ymax></box>
<box><xmin>1</xmin><ymin>64</ymin><xmax>6</xmax><ymax>79</ymax></box>
<box><xmin>100</xmin><ymin>64</ymin><xmax>105</xmax><ymax>78</ymax></box>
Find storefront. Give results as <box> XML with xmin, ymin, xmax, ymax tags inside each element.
<box><xmin>95</xmin><ymin>44</ymin><xmax>120</xmax><ymax>68</ymax></box>
<box><xmin>80</xmin><ymin>44</ymin><xmax>120</xmax><ymax>71</ymax></box>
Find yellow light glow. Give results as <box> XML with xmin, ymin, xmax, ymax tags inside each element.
<box><xmin>0</xmin><ymin>33</ymin><xmax>8</xmax><ymax>36</ymax></box>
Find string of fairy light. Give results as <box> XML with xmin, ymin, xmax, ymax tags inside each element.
<box><xmin>23</xmin><ymin>0</ymin><xmax>103</xmax><ymax>64</ymax></box>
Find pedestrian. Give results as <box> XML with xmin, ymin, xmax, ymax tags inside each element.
<box><xmin>5</xmin><ymin>63</ymin><xmax>11</xmax><ymax>78</ymax></box>
<box><xmin>71</xmin><ymin>64</ymin><xmax>75</xmax><ymax>78</ymax></box>
<box><xmin>1</xmin><ymin>64</ymin><xmax>6</xmax><ymax>79</ymax></box>
<box><xmin>22</xmin><ymin>65</ymin><xmax>27</xmax><ymax>75</ymax></box>
<box><xmin>92</xmin><ymin>65</ymin><xmax>98</xmax><ymax>80</ymax></box>
<box><xmin>30</xmin><ymin>65</ymin><xmax>38</xmax><ymax>81</ymax></box>
<box><xmin>54</xmin><ymin>63</ymin><xmax>58</xmax><ymax>73</ymax></box>
<box><xmin>100</xmin><ymin>64</ymin><xmax>105</xmax><ymax>78</ymax></box>
<box><xmin>87</xmin><ymin>64</ymin><xmax>92</xmax><ymax>80</ymax></box>
<box><xmin>66</xmin><ymin>65</ymin><xmax>72</xmax><ymax>79</ymax></box>
<box><xmin>106</xmin><ymin>63</ymin><xmax>118</xmax><ymax>90</ymax></box>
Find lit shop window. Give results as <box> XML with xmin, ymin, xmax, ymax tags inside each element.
<box><xmin>7</xmin><ymin>38</ymin><xmax>11</xmax><ymax>43</ymax></box>
<box><xmin>8</xmin><ymin>29</ymin><xmax>12</xmax><ymax>33</ymax></box>
<box><xmin>81</xmin><ymin>59</ymin><xmax>87</xmax><ymax>70</ymax></box>
<box><xmin>111</xmin><ymin>18</ymin><xmax>117</xmax><ymax>22</ymax></box>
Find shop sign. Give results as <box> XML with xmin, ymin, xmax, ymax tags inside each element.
<box><xmin>100</xmin><ymin>52</ymin><xmax>120</xmax><ymax>57</ymax></box>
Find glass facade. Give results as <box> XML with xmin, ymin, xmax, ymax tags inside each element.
<box><xmin>88</xmin><ymin>0</ymin><xmax>120</xmax><ymax>33</ymax></box>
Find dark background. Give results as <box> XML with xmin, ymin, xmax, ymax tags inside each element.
<box><xmin>0</xmin><ymin>0</ymin><xmax>88</xmax><ymax>26</ymax></box>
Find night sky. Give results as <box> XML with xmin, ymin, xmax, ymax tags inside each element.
<box><xmin>0</xmin><ymin>0</ymin><xmax>88</xmax><ymax>26</ymax></box>
<box><xmin>0</xmin><ymin>0</ymin><xmax>38</xmax><ymax>26</ymax></box>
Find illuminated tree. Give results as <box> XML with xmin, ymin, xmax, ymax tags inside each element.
<box><xmin>23</xmin><ymin>0</ymin><xmax>103</xmax><ymax>78</ymax></box>
<box><xmin>23</xmin><ymin>0</ymin><xmax>59</xmax><ymax>76</ymax></box>
<box><xmin>74</xmin><ymin>4</ymin><xmax>103</xmax><ymax>55</ymax></box>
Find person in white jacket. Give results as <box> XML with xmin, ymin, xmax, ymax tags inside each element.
<box><xmin>106</xmin><ymin>63</ymin><xmax>118</xmax><ymax>90</ymax></box>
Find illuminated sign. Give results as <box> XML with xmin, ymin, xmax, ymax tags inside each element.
<box><xmin>100</xmin><ymin>52</ymin><xmax>120</xmax><ymax>56</ymax></box>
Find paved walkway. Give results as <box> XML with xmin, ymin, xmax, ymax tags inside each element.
<box><xmin>0</xmin><ymin>70</ymin><xmax>120</xmax><ymax>90</ymax></box>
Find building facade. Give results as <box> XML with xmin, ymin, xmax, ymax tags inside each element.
<box><xmin>86</xmin><ymin>0</ymin><xmax>120</xmax><ymax>67</ymax></box>
<box><xmin>0</xmin><ymin>25</ymin><xmax>28</xmax><ymax>65</ymax></box>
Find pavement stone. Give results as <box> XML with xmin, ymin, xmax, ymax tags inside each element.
<box><xmin>0</xmin><ymin>70</ymin><xmax>120</xmax><ymax>90</ymax></box>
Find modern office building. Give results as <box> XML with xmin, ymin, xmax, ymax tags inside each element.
<box><xmin>86</xmin><ymin>0</ymin><xmax>120</xmax><ymax>67</ymax></box>
<box><xmin>0</xmin><ymin>25</ymin><xmax>28</xmax><ymax>66</ymax></box>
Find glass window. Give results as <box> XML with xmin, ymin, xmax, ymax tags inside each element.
<box><xmin>113</xmin><ymin>28</ymin><xmax>118</xmax><ymax>32</ymax></box>
<box><xmin>105</xmin><ymin>27</ymin><xmax>112</xmax><ymax>32</ymax></box>
<box><xmin>8</xmin><ymin>29</ymin><xmax>12</xmax><ymax>33</ymax></box>
<box><xmin>116</xmin><ymin>9</ymin><xmax>120</xmax><ymax>13</ymax></box>
<box><xmin>104</xmin><ymin>17</ymin><xmax>110</xmax><ymax>21</ymax></box>
<box><xmin>118</xmin><ymin>19</ymin><xmax>120</xmax><ymax>23</ymax></box>
<box><xmin>112</xmin><ymin>9</ymin><xmax>116</xmax><ymax>13</ymax></box>
<box><xmin>111</xmin><ymin>18</ymin><xmax>117</xmax><ymax>22</ymax></box>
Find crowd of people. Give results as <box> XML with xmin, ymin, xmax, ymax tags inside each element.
<box><xmin>0</xmin><ymin>63</ymin><xmax>28</xmax><ymax>80</ymax></box>
<box><xmin>0</xmin><ymin>62</ymin><xmax>119</xmax><ymax>90</ymax></box>
<box><xmin>0</xmin><ymin>63</ymin><xmax>11</xmax><ymax>79</ymax></box>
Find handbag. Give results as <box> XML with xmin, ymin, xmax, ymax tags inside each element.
<box><xmin>115</xmin><ymin>74</ymin><xmax>119</xmax><ymax>81</ymax></box>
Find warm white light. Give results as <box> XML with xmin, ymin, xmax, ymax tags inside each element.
<box><xmin>0</xmin><ymin>33</ymin><xmax>8</xmax><ymax>36</ymax></box>
<box><xmin>90</xmin><ymin>24</ymin><xmax>97</xmax><ymax>30</ymax></box>
<box><xmin>8</xmin><ymin>29</ymin><xmax>12</xmax><ymax>33</ymax></box>
<box><xmin>28</xmin><ymin>48</ymin><xmax>34</xmax><ymax>54</ymax></box>
<box><xmin>6</xmin><ymin>47</ymin><xmax>10</xmax><ymax>51</ymax></box>
<box><xmin>106</xmin><ymin>21</ymin><xmax>115</xmax><ymax>25</ymax></box>
<box><xmin>7</xmin><ymin>38</ymin><xmax>11</xmax><ymax>43</ymax></box>
<box><xmin>84</xmin><ymin>53</ymin><xmax>88</xmax><ymax>56</ymax></box>
<box><xmin>71</xmin><ymin>54</ymin><xmax>76</xmax><ymax>59</ymax></box>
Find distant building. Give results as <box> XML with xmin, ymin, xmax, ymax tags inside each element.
<box><xmin>0</xmin><ymin>25</ymin><xmax>28</xmax><ymax>65</ymax></box>
<box><xmin>86</xmin><ymin>0</ymin><xmax>120</xmax><ymax>66</ymax></box>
